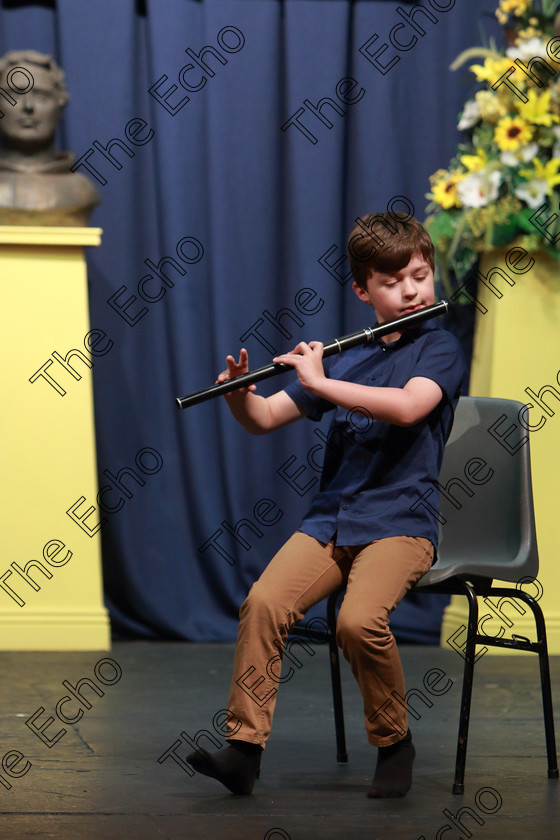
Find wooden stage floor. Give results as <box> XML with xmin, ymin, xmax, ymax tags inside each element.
<box><xmin>0</xmin><ymin>642</ymin><xmax>558</xmax><ymax>839</ymax></box>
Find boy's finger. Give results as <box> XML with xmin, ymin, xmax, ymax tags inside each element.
<box><xmin>272</xmin><ymin>354</ymin><xmax>294</xmax><ymax>365</ymax></box>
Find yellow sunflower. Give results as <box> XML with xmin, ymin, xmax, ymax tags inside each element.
<box><xmin>494</xmin><ymin>116</ymin><xmax>533</xmax><ymax>151</ymax></box>
<box><xmin>429</xmin><ymin>169</ymin><xmax>464</xmax><ymax>209</ymax></box>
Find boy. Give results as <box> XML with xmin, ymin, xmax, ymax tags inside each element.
<box><xmin>187</xmin><ymin>213</ymin><xmax>467</xmax><ymax>798</ymax></box>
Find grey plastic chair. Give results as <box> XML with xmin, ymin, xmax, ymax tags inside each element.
<box><xmin>325</xmin><ymin>396</ymin><xmax>558</xmax><ymax>794</ymax></box>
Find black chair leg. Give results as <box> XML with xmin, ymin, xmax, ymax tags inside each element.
<box><xmin>525</xmin><ymin>594</ymin><xmax>558</xmax><ymax>779</ymax></box>
<box><xmin>452</xmin><ymin>582</ymin><xmax>479</xmax><ymax>794</ymax></box>
<box><xmin>486</xmin><ymin>587</ymin><xmax>559</xmax><ymax>781</ymax></box>
<box><xmin>538</xmin><ymin>641</ymin><xmax>559</xmax><ymax>779</ymax></box>
<box><xmin>327</xmin><ymin>588</ymin><xmax>348</xmax><ymax>762</ymax></box>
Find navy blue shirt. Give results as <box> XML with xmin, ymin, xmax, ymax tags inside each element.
<box><xmin>283</xmin><ymin>322</ymin><xmax>468</xmax><ymax>549</ymax></box>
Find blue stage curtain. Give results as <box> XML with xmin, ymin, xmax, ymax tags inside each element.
<box><xmin>1</xmin><ymin>0</ymin><xmax>502</xmax><ymax>642</ymax></box>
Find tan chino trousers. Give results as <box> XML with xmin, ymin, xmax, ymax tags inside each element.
<box><xmin>226</xmin><ymin>531</ymin><xmax>434</xmax><ymax>748</ymax></box>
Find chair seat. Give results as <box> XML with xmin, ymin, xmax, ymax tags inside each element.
<box><xmin>416</xmin><ymin>561</ymin><xmax>527</xmax><ymax>588</ymax></box>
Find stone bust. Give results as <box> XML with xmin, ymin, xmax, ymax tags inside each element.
<box><xmin>0</xmin><ymin>50</ymin><xmax>99</xmax><ymax>225</ymax></box>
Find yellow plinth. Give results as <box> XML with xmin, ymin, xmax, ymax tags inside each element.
<box><xmin>0</xmin><ymin>226</ymin><xmax>110</xmax><ymax>649</ymax></box>
<box><xmin>441</xmin><ymin>249</ymin><xmax>560</xmax><ymax>654</ymax></box>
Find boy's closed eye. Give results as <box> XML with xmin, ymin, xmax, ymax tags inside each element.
<box><xmin>387</xmin><ymin>276</ymin><xmax>427</xmax><ymax>285</ymax></box>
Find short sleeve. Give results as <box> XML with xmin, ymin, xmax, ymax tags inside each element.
<box><xmin>409</xmin><ymin>329</ymin><xmax>468</xmax><ymax>404</ymax></box>
<box><xmin>283</xmin><ymin>377</ymin><xmax>336</xmax><ymax>422</ymax></box>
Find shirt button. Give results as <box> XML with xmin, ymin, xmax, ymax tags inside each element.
<box><xmin>342</xmin><ymin>504</ymin><xmax>349</xmax><ymax>511</ymax></box>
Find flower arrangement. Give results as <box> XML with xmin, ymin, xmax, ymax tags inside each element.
<box><xmin>425</xmin><ymin>0</ymin><xmax>560</xmax><ymax>292</ymax></box>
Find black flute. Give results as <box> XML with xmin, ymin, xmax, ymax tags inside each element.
<box><xmin>176</xmin><ymin>300</ymin><xmax>449</xmax><ymax>410</ymax></box>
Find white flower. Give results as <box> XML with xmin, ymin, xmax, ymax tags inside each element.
<box><xmin>500</xmin><ymin>142</ymin><xmax>539</xmax><ymax>166</ymax></box>
<box><xmin>458</xmin><ymin>99</ymin><xmax>481</xmax><ymax>130</ymax></box>
<box><xmin>457</xmin><ymin>169</ymin><xmax>502</xmax><ymax>208</ymax></box>
<box><xmin>500</xmin><ymin>151</ymin><xmax>519</xmax><ymax>166</ymax></box>
<box><xmin>520</xmin><ymin>142</ymin><xmax>539</xmax><ymax>162</ymax></box>
<box><xmin>506</xmin><ymin>37</ymin><xmax>549</xmax><ymax>61</ymax></box>
<box><xmin>515</xmin><ymin>179</ymin><xmax>548</xmax><ymax>208</ymax></box>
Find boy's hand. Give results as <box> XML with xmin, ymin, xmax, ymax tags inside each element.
<box><xmin>216</xmin><ymin>349</ymin><xmax>257</xmax><ymax>399</ymax></box>
<box><xmin>273</xmin><ymin>341</ymin><xmax>325</xmax><ymax>393</ymax></box>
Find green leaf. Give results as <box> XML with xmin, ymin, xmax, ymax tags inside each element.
<box><xmin>517</xmin><ymin>207</ymin><xmax>539</xmax><ymax>233</ymax></box>
<box><xmin>492</xmin><ymin>218</ymin><xmax>519</xmax><ymax>246</ymax></box>
<box><xmin>425</xmin><ymin>211</ymin><xmax>456</xmax><ymax>241</ymax></box>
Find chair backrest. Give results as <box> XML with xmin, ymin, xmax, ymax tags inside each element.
<box><xmin>422</xmin><ymin>396</ymin><xmax>539</xmax><ymax>585</ymax></box>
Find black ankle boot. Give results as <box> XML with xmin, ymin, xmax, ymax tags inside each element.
<box><xmin>367</xmin><ymin>729</ymin><xmax>415</xmax><ymax>798</ymax></box>
<box><xmin>186</xmin><ymin>739</ymin><xmax>262</xmax><ymax>795</ymax></box>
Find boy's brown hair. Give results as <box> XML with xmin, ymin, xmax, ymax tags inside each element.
<box><xmin>348</xmin><ymin>213</ymin><xmax>435</xmax><ymax>290</ymax></box>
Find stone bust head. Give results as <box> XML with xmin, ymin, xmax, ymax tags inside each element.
<box><xmin>0</xmin><ymin>50</ymin><xmax>99</xmax><ymax>225</ymax></box>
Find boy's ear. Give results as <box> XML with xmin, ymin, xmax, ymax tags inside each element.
<box><xmin>352</xmin><ymin>281</ymin><xmax>371</xmax><ymax>304</ymax></box>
